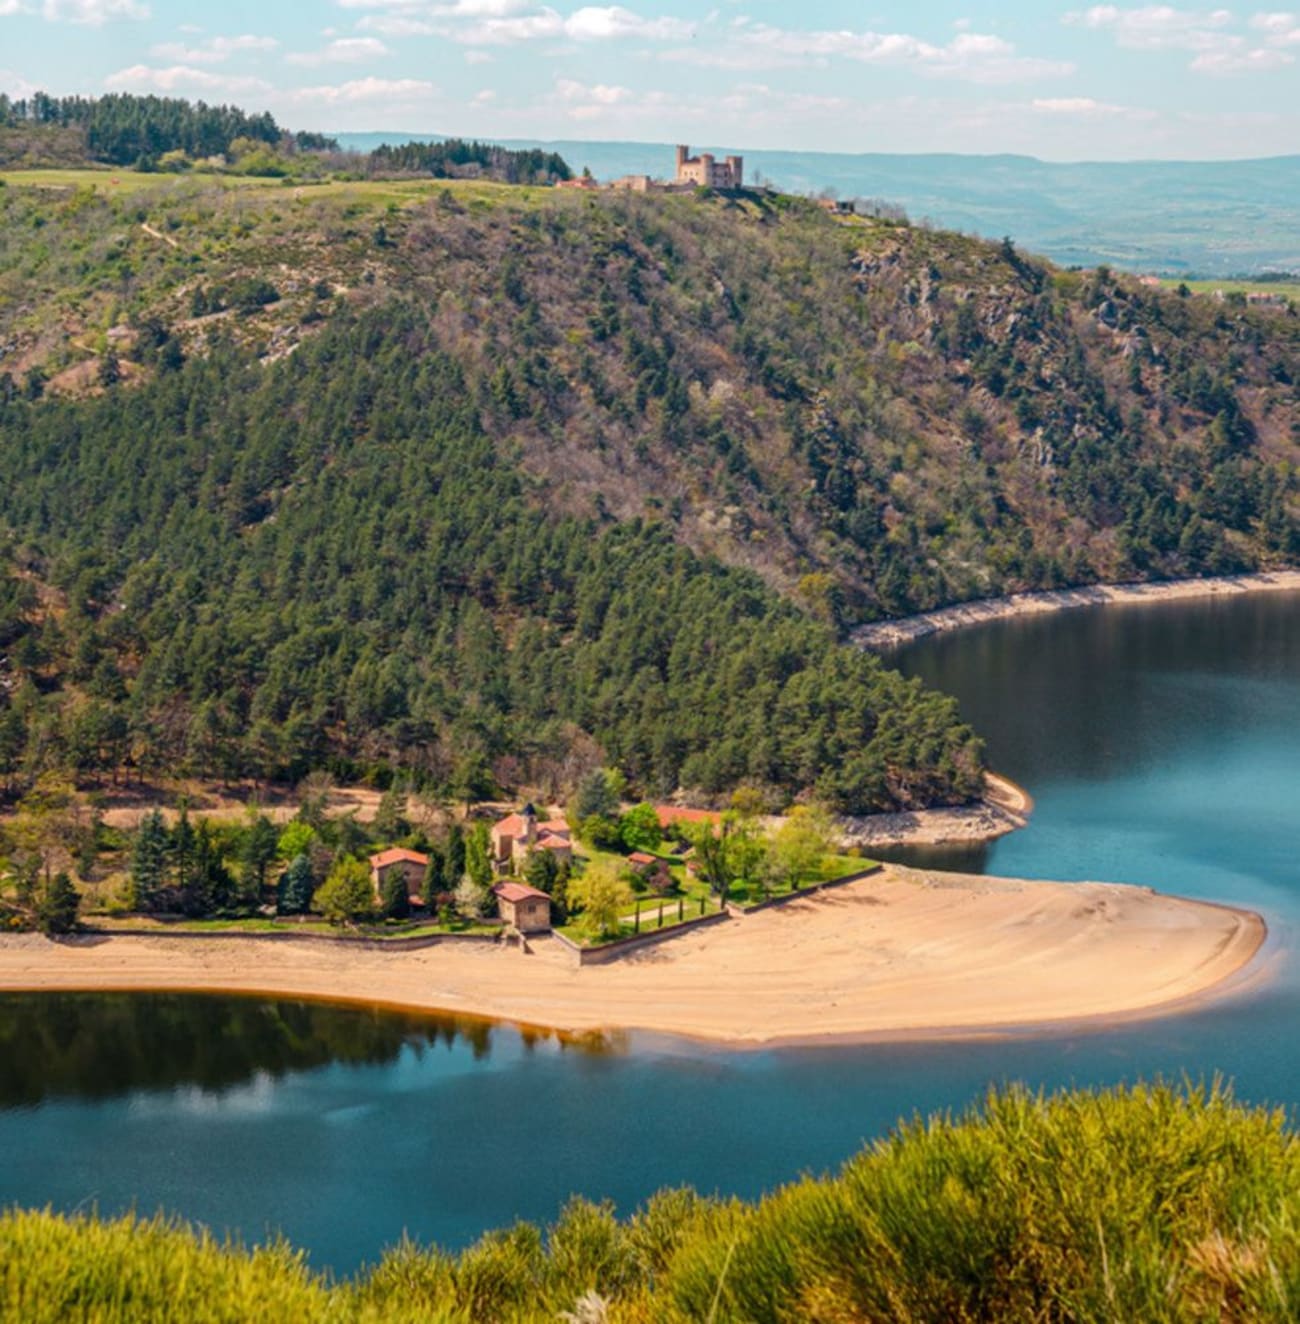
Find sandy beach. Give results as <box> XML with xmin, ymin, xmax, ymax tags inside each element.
<box><xmin>853</xmin><ymin>570</ymin><xmax>1300</xmax><ymax>651</ymax></box>
<box><xmin>0</xmin><ymin>867</ymin><xmax>1265</xmax><ymax>1046</ymax></box>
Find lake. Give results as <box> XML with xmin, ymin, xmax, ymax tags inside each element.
<box><xmin>2</xmin><ymin>589</ymin><xmax>1298</xmax><ymax>1273</ymax></box>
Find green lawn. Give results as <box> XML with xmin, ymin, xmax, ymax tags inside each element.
<box><xmin>1158</xmin><ymin>277</ymin><xmax>1300</xmax><ymax>303</ymax></box>
<box><xmin>557</xmin><ymin>894</ymin><xmax>722</xmax><ymax>948</ymax></box>
<box><xmin>0</xmin><ymin>167</ymin><xmax>554</xmax><ymax>211</ymax></box>
<box><xmin>86</xmin><ymin>914</ymin><xmax>495</xmax><ymax>940</ymax></box>
<box><xmin>726</xmin><ymin>855</ymin><xmax>879</xmax><ymax>909</ymax></box>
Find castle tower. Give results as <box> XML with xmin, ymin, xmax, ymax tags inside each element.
<box><xmin>725</xmin><ymin>155</ymin><xmax>743</xmax><ymax>188</ymax></box>
<box><xmin>675</xmin><ymin>144</ymin><xmax>689</xmax><ymax>174</ymax></box>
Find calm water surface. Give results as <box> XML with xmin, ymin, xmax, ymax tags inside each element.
<box><xmin>2</xmin><ymin>590</ymin><xmax>1298</xmax><ymax>1272</ymax></box>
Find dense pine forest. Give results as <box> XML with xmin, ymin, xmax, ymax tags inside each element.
<box><xmin>0</xmin><ymin>92</ymin><xmax>335</xmax><ymax>167</ymax></box>
<box><xmin>0</xmin><ymin>123</ymin><xmax>1297</xmax><ymax>809</ymax></box>
<box><xmin>0</xmin><ymin>306</ymin><xmax>981</xmax><ymax>811</ymax></box>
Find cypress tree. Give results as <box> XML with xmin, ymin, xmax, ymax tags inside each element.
<box><xmin>422</xmin><ymin>846</ymin><xmax>446</xmax><ymax>910</ymax></box>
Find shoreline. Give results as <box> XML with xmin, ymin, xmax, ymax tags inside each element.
<box><xmin>852</xmin><ymin>570</ymin><xmax>1300</xmax><ymax>652</ymax></box>
<box><xmin>839</xmin><ymin>771</ymin><xmax>1032</xmax><ymax>849</ymax></box>
<box><xmin>0</xmin><ymin>867</ymin><xmax>1266</xmax><ymax>1049</ymax></box>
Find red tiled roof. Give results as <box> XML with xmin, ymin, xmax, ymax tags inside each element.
<box><xmin>628</xmin><ymin>852</ymin><xmax>658</xmax><ymax>866</ymax></box>
<box><xmin>655</xmin><ymin>806</ymin><xmax>722</xmax><ymax>828</ymax></box>
<box><xmin>494</xmin><ymin>813</ymin><xmax>529</xmax><ymax>836</ymax></box>
<box><xmin>536</xmin><ymin>832</ymin><xmax>571</xmax><ymax>851</ymax></box>
<box><xmin>539</xmin><ymin>818</ymin><xmax>571</xmax><ymax>834</ymax></box>
<box><xmin>369</xmin><ymin>848</ymin><xmax>429</xmax><ymax>868</ymax></box>
<box><xmin>493</xmin><ymin>881</ymin><xmax>550</xmax><ymax>904</ymax></box>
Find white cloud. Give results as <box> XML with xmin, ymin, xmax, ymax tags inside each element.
<box><xmin>104</xmin><ymin>63</ymin><xmax>271</xmax><ymax>95</ymax></box>
<box><xmin>0</xmin><ymin>67</ymin><xmax>37</xmax><ymax>96</ymax></box>
<box><xmin>556</xmin><ymin>76</ymin><xmax>627</xmax><ymax>101</ymax></box>
<box><xmin>42</xmin><ymin>0</ymin><xmax>147</xmax><ymax>22</ymax></box>
<box><xmin>1032</xmin><ymin>95</ymin><xmax>1131</xmax><ymax>113</ymax></box>
<box><xmin>562</xmin><ymin>5</ymin><xmax>694</xmax><ymax>40</ymax></box>
<box><xmin>287</xmin><ymin>37</ymin><xmax>391</xmax><ymax>66</ymax></box>
<box><xmin>287</xmin><ymin>75</ymin><xmax>436</xmax><ymax>104</ymax></box>
<box><xmin>1190</xmin><ymin>44</ymin><xmax>1296</xmax><ymax>68</ymax></box>
<box><xmin>1249</xmin><ymin>10</ymin><xmax>1300</xmax><ymax>42</ymax></box>
<box><xmin>1066</xmin><ymin>6</ymin><xmax>1234</xmax><ymax>49</ymax></box>
<box><xmin>0</xmin><ymin>0</ymin><xmax>147</xmax><ymax>19</ymax></box>
<box><xmin>149</xmin><ymin>34</ymin><xmax>278</xmax><ymax>66</ymax></box>
<box><xmin>695</xmin><ymin>23</ymin><xmax>1074</xmax><ymax>83</ymax></box>
<box><xmin>1065</xmin><ymin>6</ymin><xmax>1298</xmax><ymax>73</ymax></box>
<box><xmin>352</xmin><ymin>2</ymin><xmax>694</xmax><ymax>44</ymax></box>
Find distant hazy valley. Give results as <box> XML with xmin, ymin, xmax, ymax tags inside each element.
<box><xmin>339</xmin><ymin>133</ymin><xmax>1300</xmax><ymax>277</ymax></box>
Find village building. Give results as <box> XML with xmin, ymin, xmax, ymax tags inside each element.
<box><xmin>556</xmin><ymin>174</ymin><xmax>599</xmax><ymax>191</ymax></box>
<box><xmin>369</xmin><ymin>847</ymin><xmax>429</xmax><ymax>907</ymax></box>
<box><xmin>492</xmin><ymin>880</ymin><xmax>553</xmax><ymax>934</ymax></box>
<box><xmin>609</xmin><ymin>174</ymin><xmax>652</xmax><ymax>192</ymax></box>
<box><xmin>491</xmin><ymin>805</ymin><xmax>574</xmax><ymax>871</ymax></box>
<box><xmin>674</xmin><ymin>144</ymin><xmax>743</xmax><ymax>189</ymax></box>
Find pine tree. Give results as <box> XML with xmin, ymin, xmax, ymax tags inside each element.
<box><xmin>240</xmin><ymin>813</ymin><xmax>279</xmax><ymax>901</ymax></box>
<box><xmin>131</xmin><ymin>809</ymin><xmax>170</xmax><ymax>912</ymax></box>
<box><xmin>37</xmin><ymin>871</ymin><xmax>80</xmax><ymax>935</ymax></box>
<box><xmin>170</xmin><ymin>806</ymin><xmax>195</xmax><ymax>897</ymax></box>
<box><xmin>276</xmin><ymin>853</ymin><xmax>314</xmax><ymax>915</ymax></box>
<box><xmin>522</xmin><ymin>848</ymin><xmax>558</xmax><ymax>895</ymax></box>
<box><xmin>379</xmin><ymin>869</ymin><xmax>410</xmax><ymax>920</ymax></box>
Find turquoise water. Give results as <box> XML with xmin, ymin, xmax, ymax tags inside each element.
<box><xmin>1</xmin><ymin>590</ymin><xmax>1298</xmax><ymax>1272</ymax></box>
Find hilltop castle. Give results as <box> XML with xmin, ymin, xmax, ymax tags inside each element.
<box><xmin>674</xmin><ymin>145</ymin><xmax>743</xmax><ymax>190</ymax></box>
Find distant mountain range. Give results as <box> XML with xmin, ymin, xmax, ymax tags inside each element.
<box><xmin>336</xmin><ymin>133</ymin><xmax>1300</xmax><ymax>277</ymax></box>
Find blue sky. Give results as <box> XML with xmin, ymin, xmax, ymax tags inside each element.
<box><xmin>2</xmin><ymin>2</ymin><xmax>1298</xmax><ymax>159</ymax></box>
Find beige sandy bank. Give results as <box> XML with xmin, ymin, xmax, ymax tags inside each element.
<box><xmin>0</xmin><ymin>868</ymin><xmax>1266</xmax><ymax>1046</ymax></box>
<box><xmin>853</xmin><ymin>570</ymin><xmax>1300</xmax><ymax>652</ymax></box>
<box><xmin>838</xmin><ymin>773</ymin><xmax>1031</xmax><ymax>849</ymax></box>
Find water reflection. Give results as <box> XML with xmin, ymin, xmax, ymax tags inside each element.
<box><xmin>0</xmin><ymin>993</ymin><xmax>626</xmax><ymax>1110</ymax></box>
<box><xmin>898</xmin><ymin>591</ymin><xmax>1300</xmax><ymax>788</ymax></box>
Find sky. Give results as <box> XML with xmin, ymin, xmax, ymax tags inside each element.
<box><xmin>1</xmin><ymin>2</ymin><xmax>1298</xmax><ymax>160</ymax></box>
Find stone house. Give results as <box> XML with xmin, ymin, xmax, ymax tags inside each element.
<box><xmin>369</xmin><ymin>848</ymin><xmax>429</xmax><ymax>907</ymax></box>
<box><xmin>493</xmin><ymin>880</ymin><xmax>553</xmax><ymax>934</ymax></box>
<box><xmin>491</xmin><ymin>805</ymin><xmax>574</xmax><ymax>872</ymax></box>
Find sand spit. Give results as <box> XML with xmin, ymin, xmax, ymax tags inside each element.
<box><xmin>0</xmin><ymin>867</ymin><xmax>1265</xmax><ymax>1047</ymax></box>
<box><xmin>853</xmin><ymin>571</ymin><xmax>1300</xmax><ymax>652</ymax></box>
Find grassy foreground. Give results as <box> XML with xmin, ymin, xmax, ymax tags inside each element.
<box><xmin>3</xmin><ymin>1084</ymin><xmax>1299</xmax><ymax>1322</ymax></box>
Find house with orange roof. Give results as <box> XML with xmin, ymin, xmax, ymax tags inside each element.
<box><xmin>491</xmin><ymin>804</ymin><xmax>574</xmax><ymax>872</ymax></box>
<box><xmin>368</xmin><ymin>847</ymin><xmax>429</xmax><ymax>908</ymax></box>
<box><xmin>492</xmin><ymin>880</ymin><xmax>553</xmax><ymax>933</ymax></box>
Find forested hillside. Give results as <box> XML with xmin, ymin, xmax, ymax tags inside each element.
<box><xmin>0</xmin><ymin>164</ymin><xmax>1296</xmax><ymax>808</ymax></box>
<box><xmin>0</xmin><ymin>307</ymin><xmax>981</xmax><ymax>811</ymax></box>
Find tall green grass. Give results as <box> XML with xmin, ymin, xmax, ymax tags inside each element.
<box><xmin>3</xmin><ymin>1083</ymin><xmax>1298</xmax><ymax>1321</ymax></box>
